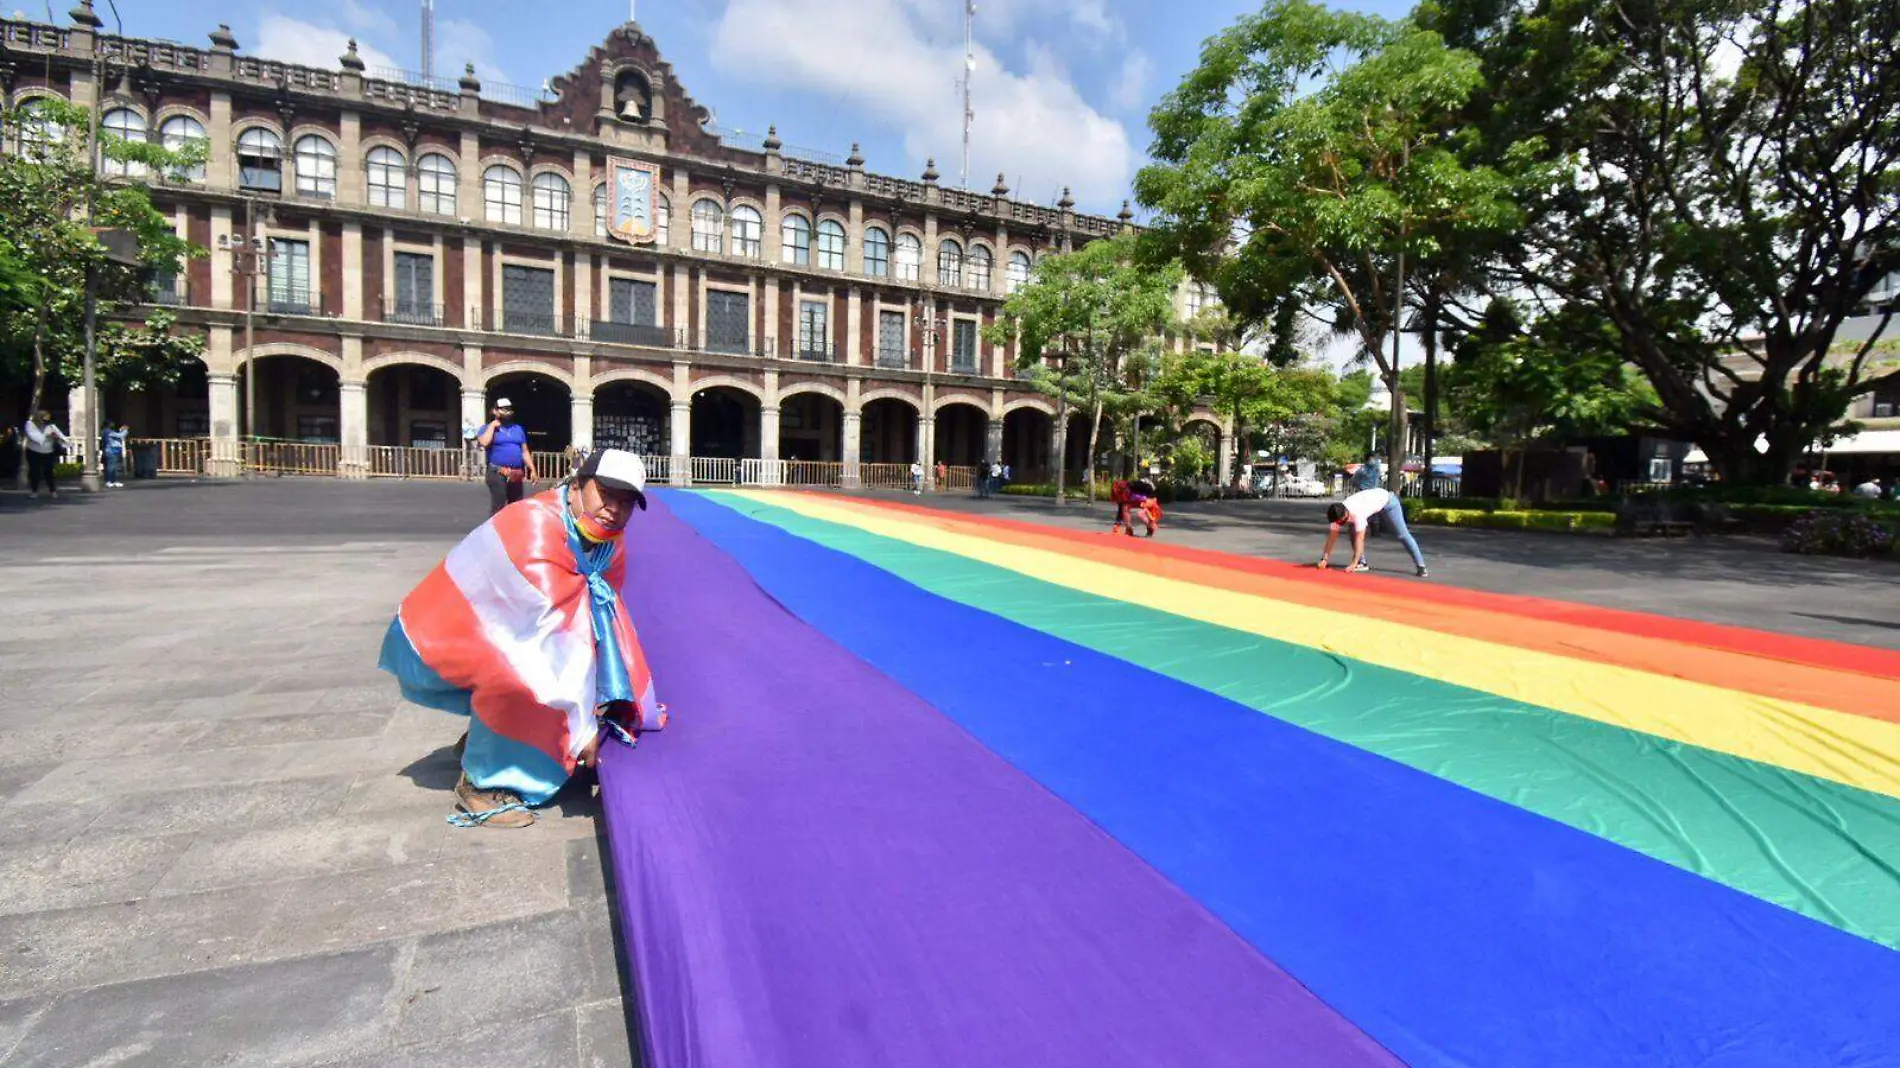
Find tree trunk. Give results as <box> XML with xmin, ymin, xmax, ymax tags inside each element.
<box><xmin>1084</xmin><ymin>393</ymin><xmax>1105</xmax><ymax>503</ymax></box>
<box><xmin>1422</xmin><ymin>291</ymin><xmax>1439</xmax><ymax>499</ymax></box>
<box><xmin>18</xmin><ymin>303</ymin><xmax>51</xmax><ymax>490</ymax></box>
<box><xmin>1386</xmin><ymin>376</ymin><xmax>1407</xmax><ymax>498</ymax></box>
<box><xmin>1052</xmin><ymin>390</ymin><xmax>1069</xmax><ymax>507</ymax></box>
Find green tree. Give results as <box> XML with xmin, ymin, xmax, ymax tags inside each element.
<box><xmin>986</xmin><ymin>232</ymin><xmax>1182</xmax><ymax>501</ymax></box>
<box><xmin>0</xmin><ymin>97</ymin><xmax>206</xmax><ymax>435</ymax></box>
<box><xmin>1422</xmin><ymin>0</ymin><xmax>1900</xmax><ymax>484</ymax></box>
<box><xmin>1443</xmin><ymin>301</ymin><xmax>1655</xmax><ymax>497</ymax></box>
<box><xmin>1136</xmin><ymin>0</ymin><xmax>1525</xmax><ymax>488</ymax></box>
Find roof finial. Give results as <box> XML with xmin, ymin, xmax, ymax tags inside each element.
<box><xmin>339</xmin><ymin>39</ymin><xmax>366</xmax><ymax>73</ymax></box>
<box><xmin>208</xmin><ymin>23</ymin><xmax>239</xmax><ymax>52</ymax></box>
<box><xmin>991</xmin><ymin>172</ymin><xmax>1010</xmax><ymax>197</ymax></box>
<box><xmin>1057</xmin><ymin>186</ymin><xmax>1075</xmax><ymax>210</ymax></box>
<box><xmin>459</xmin><ymin>62</ymin><xmax>482</xmax><ymax>93</ymax></box>
<box><xmin>763</xmin><ymin>124</ymin><xmax>782</xmax><ymax>152</ymax></box>
<box><xmin>68</xmin><ymin>0</ymin><xmax>103</xmax><ymax>29</ymax></box>
<box><xmin>922</xmin><ymin>158</ymin><xmax>940</xmax><ymax>184</ymax></box>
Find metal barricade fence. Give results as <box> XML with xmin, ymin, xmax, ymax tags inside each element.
<box><xmin>784</xmin><ymin>461</ymin><xmax>845</xmax><ymax>487</ymax></box>
<box><xmin>366</xmin><ymin>445</ymin><xmax>469</xmax><ymax>480</ymax></box>
<box><xmin>858</xmin><ymin>463</ymin><xmax>914</xmax><ymax>490</ymax></box>
<box><xmin>243</xmin><ymin>441</ymin><xmax>342</xmax><ymax>476</ymax></box>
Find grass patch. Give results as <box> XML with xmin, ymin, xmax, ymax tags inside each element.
<box><xmin>1409</xmin><ymin>508</ymin><xmax>1618</xmax><ymax>534</ymax></box>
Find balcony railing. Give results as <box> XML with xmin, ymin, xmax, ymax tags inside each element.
<box><xmin>266</xmin><ymin>287</ymin><xmax>313</xmax><ymax>316</ymax></box>
<box><xmin>147</xmin><ymin>279</ymin><xmax>184</xmax><ymax>306</ymax></box>
<box><xmin>591</xmin><ymin>320</ymin><xmax>675</xmax><ymax>348</ymax></box>
<box><xmin>791</xmin><ymin>340</ymin><xmax>840</xmax><ymax>363</ymax></box>
<box><xmin>949</xmin><ymin>356</ymin><xmax>980</xmax><ymax>375</ymax></box>
<box><xmin>698</xmin><ymin>334</ymin><xmax>774</xmax><ymax>358</ymax></box>
<box><xmin>468</xmin><ymin>307</ymin><xmax>584</xmax><ymax>338</ymax></box>
<box><xmin>875</xmin><ymin>350</ymin><xmax>910</xmax><ymax>370</ymax></box>
<box><xmin>384</xmin><ymin>299</ymin><xmax>445</xmax><ymax>327</ymax></box>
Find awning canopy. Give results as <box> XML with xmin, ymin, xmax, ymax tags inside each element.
<box><xmin>1817</xmin><ymin>429</ymin><xmax>1900</xmax><ymax>455</ymax></box>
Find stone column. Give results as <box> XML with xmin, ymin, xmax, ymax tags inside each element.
<box><xmin>1217</xmin><ymin>426</ymin><xmax>1236</xmax><ymax>490</ymax></box>
<box><xmin>842</xmin><ymin>409</ymin><xmax>862</xmax><ymax>488</ymax></box>
<box><xmin>208</xmin><ymin>372</ymin><xmax>241</xmax><ymax>477</ymax></box>
<box><xmin>207</xmin><ymin>92</ymin><xmax>234</xmax><ymax>191</ymax></box>
<box><xmin>764</xmin><ymin>183</ymin><xmax>782</xmax><ymax>262</ymax></box>
<box><xmin>985</xmin><ymin>418</ymin><xmax>1004</xmax><ymax>466</ymax></box>
<box><xmin>338</xmin><ymin>112</ymin><xmax>363</xmax><ymax>204</ymax></box>
<box><xmin>760</xmin><ymin>405</ymin><xmax>782</xmax><ymax>486</ymax></box>
<box><xmin>570</xmin><ymin>354</ymin><xmax>594</xmax><ymax>452</ymax></box>
<box><xmin>339</xmin><ymin>380</ymin><xmax>369</xmax><ymax>478</ymax></box>
<box><xmin>845</xmin><ymin>286</ymin><xmax>863</xmax><ymax>366</ymax></box>
<box><xmin>669</xmin><ymin>402</ymin><xmax>691</xmax><ymax>486</ymax></box>
<box><xmin>66</xmin><ymin>385</ymin><xmax>92</xmax><ymax>470</ymax></box>
<box><xmin>573</xmin><ymin>151</ymin><xmax>594</xmax><ymax>238</ymax></box>
<box><xmin>341</xmin><ymin>223</ymin><xmax>364</xmax><ymax>320</ymax></box>
<box><xmin>671</xmin><ymin>264</ymin><xmax>690</xmax><ymax>346</ymax></box>
<box><xmin>458</xmin><ymin>131</ymin><xmax>482</xmax><ymax>220</ymax></box>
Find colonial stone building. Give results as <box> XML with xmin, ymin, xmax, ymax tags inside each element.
<box><xmin>2</xmin><ymin>6</ymin><xmax>1231</xmax><ymax>483</ymax></box>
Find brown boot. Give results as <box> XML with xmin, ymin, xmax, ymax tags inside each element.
<box><xmin>452</xmin><ymin>773</ymin><xmax>536</xmax><ymax>829</ymax></box>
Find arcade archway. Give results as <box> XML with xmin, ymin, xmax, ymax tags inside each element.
<box><xmin>934</xmin><ymin>402</ymin><xmax>988</xmax><ymax>467</ymax></box>
<box><xmin>779</xmin><ymin>392</ymin><xmax>844</xmax><ymax>462</ymax></box>
<box><xmin>690</xmin><ymin>384</ymin><xmax>761</xmax><ymax>459</ymax></box>
<box><xmin>487</xmin><ymin>372</ymin><xmax>571</xmax><ymax>454</ymax></box>
<box><xmin>369</xmin><ymin>364</ymin><xmax>460</xmax><ymax>448</ymax></box>
<box><xmin>594</xmin><ymin>380</ymin><xmax>671</xmax><ymax>456</ymax></box>
<box><xmin>860</xmin><ymin>397</ymin><xmax>919</xmax><ymax>464</ymax></box>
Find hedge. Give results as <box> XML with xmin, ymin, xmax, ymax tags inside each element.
<box><xmin>1409</xmin><ymin>508</ymin><xmax>1618</xmax><ymax>534</ymax></box>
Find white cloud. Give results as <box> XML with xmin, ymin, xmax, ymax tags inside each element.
<box><xmin>340</xmin><ymin>0</ymin><xmax>399</xmax><ymax>40</ymax></box>
<box><xmin>434</xmin><ymin>18</ymin><xmax>511</xmax><ymax>85</ymax></box>
<box><xmin>1110</xmin><ymin>52</ymin><xmax>1152</xmax><ymax>111</ymax></box>
<box><xmin>711</xmin><ymin>0</ymin><xmax>1135</xmax><ymax>211</ymax></box>
<box><xmin>983</xmin><ymin>0</ymin><xmax>1124</xmax><ymax>43</ymax></box>
<box><xmin>254</xmin><ymin>13</ymin><xmax>399</xmax><ymax>73</ymax></box>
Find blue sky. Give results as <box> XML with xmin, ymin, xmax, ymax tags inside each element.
<box><xmin>87</xmin><ymin>0</ymin><xmax>1412</xmax><ymax>220</ymax></box>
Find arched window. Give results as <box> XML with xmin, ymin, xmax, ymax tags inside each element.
<box><xmin>691</xmin><ymin>199</ymin><xmax>724</xmax><ymax>252</ymax></box>
<box><xmin>655</xmin><ymin>197</ymin><xmax>670</xmax><ymax>246</ymax></box>
<box><xmin>484</xmin><ymin>165</ymin><xmax>523</xmax><ymax>224</ymax></box>
<box><xmin>937</xmin><ymin>238</ymin><xmax>963</xmax><ymax>288</ymax></box>
<box><xmin>417</xmin><ymin>153</ymin><xmax>456</xmax><ymax>215</ymax></box>
<box><xmin>730</xmin><ymin>205</ymin><xmax>763</xmax><ymax>258</ymax></box>
<box><xmin>967</xmin><ymin>244</ymin><xmax>993</xmax><ymax>290</ymax></box>
<box><xmin>781</xmin><ymin>213</ymin><xmax>812</xmax><ymax>265</ymax></box>
<box><xmin>593</xmin><ymin>183</ymin><xmax>608</xmax><ymax>237</ymax></box>
<box><xmin>19</xmin><ymin>98</ymin><xmax>64</xmax><ymax>159</ymax></box>
<box><xmin>895</xmin><ymin>232</ymin><xmax>922</xmax><ymax>282</ymax></box>
<box><xmin>366</xmin><ymin>146</ymin><xmax>405</xmax><ymax>209</ymax></box>
<box><xmin>864</xmin><ymin>226</ymin><xmax>891</xmax><ymax>277</ymax></box>
<box><xmin>235</xmin><ymin>126</ymin><xmax>283</xmax><ymax>192</ymax></box>
<box><xmin>159</xmin><ymin>115</ymin><xmax>207</xmax><ymax>181</ymax></box>
<box><xmin>817</xmin><ymin>219</ymin><xmax>846</xmax><ymax>271</ymax></box>
<box><xmin>100</xmin><ymin>108</ymin><xmax>145</xmax><ymax>177</ymax></box>
<box><xmin>1007</xmin><ymin>251</ymin><xmax>1032</xmax><ymax>293</ymax></box>
<box><xmin>294</xmin><ymin>135</ymin><xmax>337</xmax><ymax>198</ymax></box>
<box><xmin>531</xmin><ymin>172</ymin><xmax>571</xmax><ymax>230</ymax></box>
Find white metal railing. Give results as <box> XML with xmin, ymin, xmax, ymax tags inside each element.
<box><xmin>784</xmin><ymin>461</ymin><xmax>845</xmax><ymax>487</ymax></box>
<box><xmin>692</xmin><ymin>456</ymin><xmax>738</xmax><ymax>484</ymax></box>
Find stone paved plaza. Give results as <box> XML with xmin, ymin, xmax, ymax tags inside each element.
<box><xmin>0</xmin><ymin>478</ymin><xmax>1894</xmax><ymax>1067</ymax></box>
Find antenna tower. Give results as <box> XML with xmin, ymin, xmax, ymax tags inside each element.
<box><xmin>421</xmin><ymin>0</ymin><xmax>435</xmax><ymax>77</ymax></box>
<box><xmin>960</xmin><ymin>0</ymin><xmax>975</xmax><ymax>189</ymax></box>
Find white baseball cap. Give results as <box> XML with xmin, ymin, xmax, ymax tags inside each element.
<box><xmin>577</xmin><ymin>448</ymin><xmax>648</xmax><ymax>509</ymax></box>
<box><xmin>494</xmin><ymin>397</ymin><xmax>514</xmax><ymax>408</ymax></box>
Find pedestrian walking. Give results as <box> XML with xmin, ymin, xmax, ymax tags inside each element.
<box><xmin>476</xmin><ymin>398</ymin><xmax>537</xmax><ymax>516</ymax></box>
<box><xmin>1318</xmin><ymin>486</ymin><xmax>1428</xmax><ymax>578</ymax></box>
<box><xmin>103</xmin><ymin>422</ymin><xmax>130</xmax><ymax>487</ymax></box>
<box><xmin>22</xmin><ymin>410</ymin><xmax>70</xmax><ymax>499</ymax></box>
<box><xmin>910</xmin><ymin>461</ymin><xmax>924</xmax><ymax>495</ymax></box>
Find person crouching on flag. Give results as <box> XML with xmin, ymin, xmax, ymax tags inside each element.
<box><xmin>379</xmin><ymin>448</ymin><xmax>669</xmax><ymax>827</ymax></box>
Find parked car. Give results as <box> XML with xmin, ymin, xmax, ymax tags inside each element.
<box><xmin>1259</xmin><ymin>473</ymin><xmax>1330</xmax><ymax>498</ymax></box>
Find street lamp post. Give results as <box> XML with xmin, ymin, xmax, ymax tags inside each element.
<box><xmin>1048</xmin><ymin>348</ymin><xmax>1070</xmax><ymax>508</ymax></box>
<box><xmin>913</xmin><ymin>302</ymin><xmax>946</xmax><ymax>489</ymax></box>
<box><xmin>219</xmin><ymin>202</ymin><xmax>271</xmax><ymax>464</ymax></box>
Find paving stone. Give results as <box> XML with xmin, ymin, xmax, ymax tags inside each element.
<box><xmin>258</xmin><ymin>847</ymin><xmax>572</xmax><ymax>960</ymax></box>
<box><xmin>0</xmin><ymin>831</ymin><xmax>196</xmax><ymax>916</ymax></box>
<box><xmin>0</xmin><ymin>797</ymin><xmax>112</xmax><ymax>850</ymax></box>
<box><xmin>313</xmin><ymin>1009</ymin><xmax>578</xmax><ymax>1068</ymax></box>
<box><xmin>0</xmin><ymin>996</ymin><xmax>51</xmax><ymax>1064</ymax></box>
<box><xmin>0</xmin><ymin>883</ymin><xmax>287</xmax><ymax>999</ymax></box>
<box><xmin>153</xmin><ymin>810</ymin><xmax>446</xmax><ymax>897</ymax></box>
<box><xmin>11</xmin><ymin>746</ymin><xmax>284</xmax><ymax>804</ymax></box>
<box><xmin>0</xmin><ymin>765</ymin><xmax>48</xmax><ymax>804</ymax></box>
<box><xmin>163</xmin><ymin>688</ymin><xmax>326</xmax><ymax>723</ymax></box>
<box><xmin>576</xmin><ymin>998</ymin><xmax>641</xmax><ymax>1068</ymax></box>
<box><xmin>390</xmin><ymin>910</ymin><xmax>612</xmax><ymax>1047</ymax></box>
<box><xmin>179</xmin><ymin>709</ymin><xmax>394</xmax><ymax>750</ymax></box>
<box><xmin>4</xmin><ymin>945</ymin><xmax>401</xmax><ymax>1068</ymax></box>
<box><xmin>89</xmin><ymin>775</ymin><xmax>354</xmax><ymax>839</ymax></box>
<box><xmin>0</xmin><ymin>721</ymin><xmax>213</xmax><ymax>769</ymax></box>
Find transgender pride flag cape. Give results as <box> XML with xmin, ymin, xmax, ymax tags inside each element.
<box><xmin>379</xmin><ymin>486</ymin><xmax>664</xmax><ymax>804</ymax></box>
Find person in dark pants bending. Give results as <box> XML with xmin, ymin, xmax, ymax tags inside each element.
<box><xmin>477</xmin><ymin>397</ymin><xmax>537</xmax><ymax>515</ymax></box>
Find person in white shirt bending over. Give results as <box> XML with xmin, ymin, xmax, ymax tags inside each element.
<box><xmin>1318</xmin><ymin>486</ymin><xmax>1429</xmax><ymax>578</ymax></box>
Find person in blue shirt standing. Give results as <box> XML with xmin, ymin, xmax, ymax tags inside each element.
<box><xmin>103</xmin><ymin>422</ymin><xmax>130</xmax><ymax>487</ymax></box>
<box><xmin>476</xmin><ymin>397</ymin><xmax>537</xmax><ymax>515</ymax></box>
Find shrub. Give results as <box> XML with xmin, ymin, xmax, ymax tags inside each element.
<box><xmin>54</xmin><ymin>462</ymin><xmax>82</xmax><ymax>479</ymax></box>
<box><xmin>1410</xmin><ymin>508</ymin><xmax>1616</xmax><ymax>534</ymax></box>
<box><xmin>1780</xmin><ymin>510</ymin><xmax>1896</xmax><ymax>557</ymax></box>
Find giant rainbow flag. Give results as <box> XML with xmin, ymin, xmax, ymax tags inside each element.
<box><xmin>597</xmin><ymin>489</ymin><xmax>1900</xmax><ymax>1068</ymax></box>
